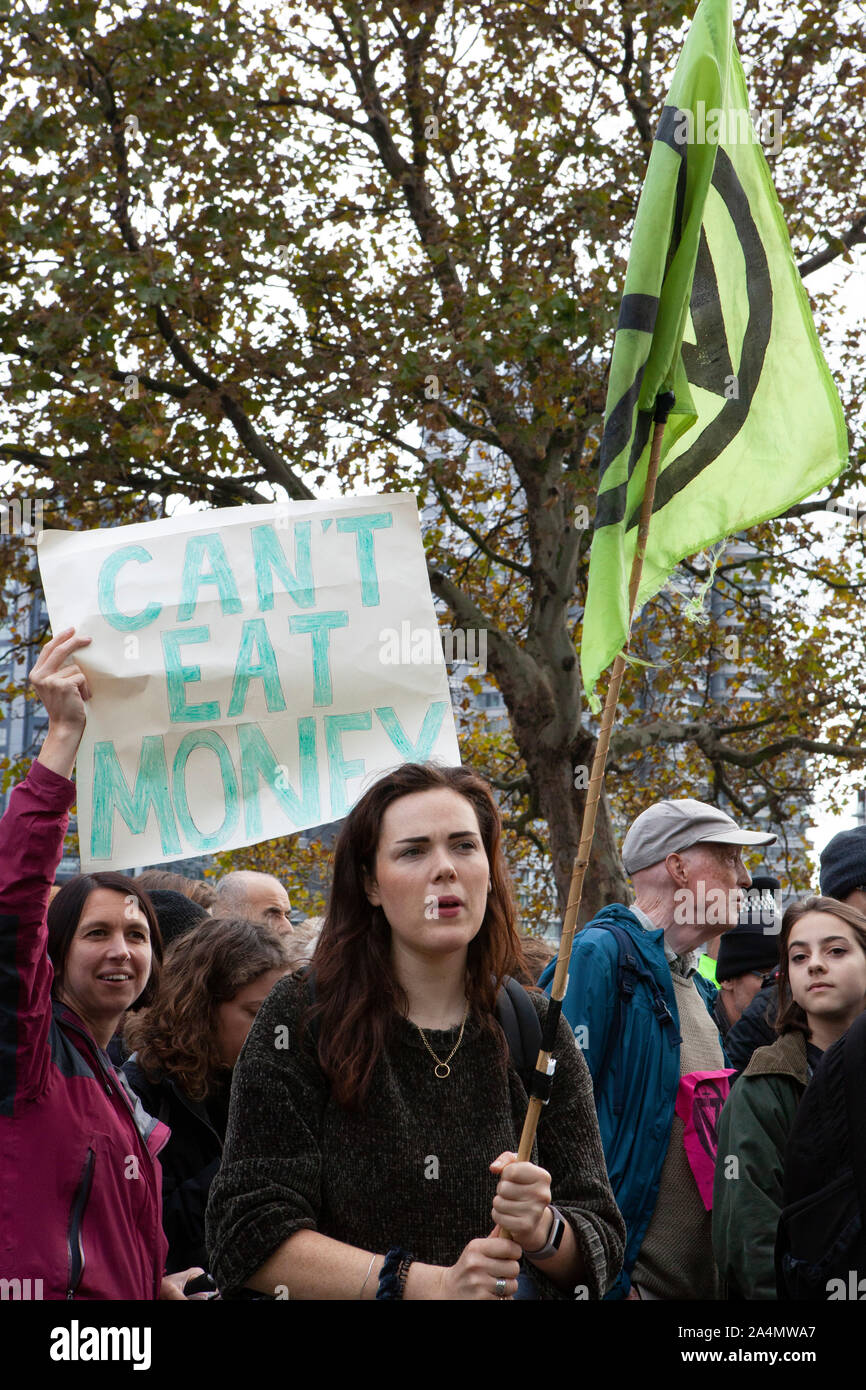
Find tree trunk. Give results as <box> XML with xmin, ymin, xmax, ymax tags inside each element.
<box><xmin>519</xmin><ymin>734</ymin><xmax>631</xmax><ymax>933</ymax></box>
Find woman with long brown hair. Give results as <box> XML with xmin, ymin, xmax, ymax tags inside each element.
<box><xmin>712</xmin><ymin>895</ymin><xmax>866</xmax><ymax>1298</ymax></box>
<box><xmin>123</xmin><ymin>919</ymin><xmax>293</xmax><ymax>1273</ymax></box>
<box><xmin>206</xmin><ymin>762</ymin><xmax>624</xmax><ymax>1300</ymax></box>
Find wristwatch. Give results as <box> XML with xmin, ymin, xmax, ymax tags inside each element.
<box><xmin>524</xmin><ymin>1205</ymin><xmax>566</xmax><ymax>1260</ymax></box>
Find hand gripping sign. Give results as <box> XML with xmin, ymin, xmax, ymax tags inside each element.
<box><xmin>37</xmin><ymin>494</ymin><xmax>460</xmax><ymax>870</ymax></box>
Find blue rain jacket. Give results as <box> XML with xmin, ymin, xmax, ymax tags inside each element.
<box><xmin>540</xmin><ymin>903</ymin><xmax>719</xmax><ymax>1299</ymax></box>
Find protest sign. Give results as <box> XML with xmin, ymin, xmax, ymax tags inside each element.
<box><xmin>37</xmin><ymin>494</ymin><xmax>460</xmax><ymax>870</ymax></box>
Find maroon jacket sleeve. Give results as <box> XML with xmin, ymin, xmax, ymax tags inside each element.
<box><xmin>0</xmin><ymin>759</ymin><xmax>76</xmax><ymax>1108</ymax></box>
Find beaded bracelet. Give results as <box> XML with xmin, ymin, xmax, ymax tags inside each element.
<box><xmin>375</xmin><ymin>1246</ymin><xmax>414</xmax><ymax>1299</ymax></box>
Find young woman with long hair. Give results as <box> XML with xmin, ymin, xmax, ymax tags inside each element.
<box><xmin>0</xmin><ymin>629</ymin><xmax>201</xmax><ymax>1299</ymax></box>
<box><xmin>712</xmin><ymin>895</ymin><xmax>866</xmax><ymax>1299</ymax></box>
<box><xmin>123</xmin><ymin>918</ymin><xmax>292</xmax><ymax>1272</ymax></box>
<box><xmin>206</xmin><ymin>762</ymin><xmax>625</xmax><ymax>1300</ymax></box>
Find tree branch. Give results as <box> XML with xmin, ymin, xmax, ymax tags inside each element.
<box><xmin>797</xmin><ymin>210</ymin><xmax>866</xmax><ymax>278</ymax></box>
<box><xmin>430</xmin><ymin>475</ymin><xmax>532</xmax><ymax>577</ymax></box>
<box><xmin>433</xmin><ymin>400</ymin><xmax>505</xmax><ymax>450</ymax></box>
<box><xmin>256</xmin><ymin>93</ymin><xmax>372</xmax><ymax>134</ymax></box>
<box><xmin>427</xmin><ymin>564</ymin><xmax>530</xmax><ymax>680</ymax></box>
<box><xmin>487</xmin><ymin>772</ymin><xmax>533</xmax><ymax>796</ymax></box>
<box><xmin>325</xmin><ymin>4</ymin><xmax>466</xmax><ymax>321</ymax></box>
<box><xmin>610</xmin><ymin>717</ymin><xmax>866</xmax><ymax>767</ymax></box>
<box><xmin>104</xmin><ymin>368</ymin><xmax>190</xmax><ymax>400</ymax></box>
<box><xmin>502</xmin><ymin>821</ymin><xmax>548</xmax><ymax>858</ymax></box>
<box><xmin>80</xmin><ymin>55</ymin><xmax>316</xmax><ymax>503</ymax></box>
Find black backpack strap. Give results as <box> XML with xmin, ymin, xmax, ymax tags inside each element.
<box><xmin>592</xmin><ymin>928</ymin><xmax>625</xmax><ymax>1105</ymax></box>
<box><xmin>495</xmin><ymin>975</ymin><xmax>521</xmax><ymax>1068</ymax></box>
<box><xmin>591</xmin><ymin>921</ymin><xmax>680</xmax><ymax>1115</ymax></box>
<box><xmin>496</xmin><ymin>976</ymin><xmax>543</xmax><ymax>1093</ymax></box>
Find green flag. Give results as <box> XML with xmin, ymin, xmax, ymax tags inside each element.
<box><xmin>580</xmin><ymin>0</ymin><xmax>848</xmax><ymax>705</ymax></box>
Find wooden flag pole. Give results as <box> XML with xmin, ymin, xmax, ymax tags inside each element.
<box><xmin>505</xmin><ymin>392</ymin><xmax>674</xmax><ymax>1178</ymax></box>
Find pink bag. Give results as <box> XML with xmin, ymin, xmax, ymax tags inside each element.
<box><xmin>675</xmin><ymin>1069</ymin><xmax>736</xmax><ymax>1210</ymax></box>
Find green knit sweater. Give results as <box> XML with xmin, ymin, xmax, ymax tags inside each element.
<box><xmin>205</xmin><ymin>975</ymin><xmax>625</xmax><ymax>1299</ymax></box>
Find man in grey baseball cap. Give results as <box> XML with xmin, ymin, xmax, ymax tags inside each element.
<box><xmin>541</xmin><ymin>796</ymin><xmax>775</xmax><ymax>1301</ymax></box>
<box><xmin>622</xmin><ymin>799</ymin><xmax>777</xmax><ymax>878</ymax></box>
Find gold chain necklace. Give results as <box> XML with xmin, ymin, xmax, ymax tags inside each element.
<box><xmin>413</xmin><ymin>1002</ymin><xmax>470</xmax><ymax>1078</ymax></box>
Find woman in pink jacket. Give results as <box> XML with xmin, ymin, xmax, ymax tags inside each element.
<box><xmin>0</xmin><ymin>628</ymin><xmax>200</xmax><ymax>1299</ymax></box>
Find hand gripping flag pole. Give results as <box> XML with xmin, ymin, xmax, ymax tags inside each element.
<box><xmin>501</xmin><ymin>391</ymin><xmax>675</xmax><ymax>1200</ymax></box>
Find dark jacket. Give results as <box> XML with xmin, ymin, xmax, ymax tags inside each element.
<box><xmin>0</xmin><ymin>760</ymin><xmax>169</xmax><ymax>1299</ymax></box>
<box><xmin>723</xmin><ymin>984</ymin><xmax>778</xmax><ymax>1074</ymax></box>
<box><xmin>712</xmin><ymin>991</ymin><xmax>732</xmax><ymax>1042</ymax></box>
<box><xmin>123</xmin><ymin>1055</ymin><xmax>226</xmax><ymax>1274</ymax></box>
<box><xmin>776</xmin><ymin>1011</ymin><xmax>866</xmax><ymax>1298</ymax></box>
<box><xmin>539</xmin><ymin>903</ymin><xmax>721</xmax><ymax>1299</ymax></box>
<box><xmin>712</xmin><ymin>1030</ymin><xmax>809</xmax><ymax>1299</ymax></box>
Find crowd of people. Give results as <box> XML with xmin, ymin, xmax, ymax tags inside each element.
<box><xmin>1</xmin><ymin>626</ymin><xmax>865</xmax><ymax>1301</ymax></box>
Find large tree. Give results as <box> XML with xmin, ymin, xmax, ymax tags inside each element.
<box><xmin>2</xmin><ymin>0</ymin><xmax>866</xmax><ymax>923</ymax></box>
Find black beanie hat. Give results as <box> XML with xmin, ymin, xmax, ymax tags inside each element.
<box><xmin>716</xmin><ymin>876</ymin><xmax>781</xmax><ymax>982</ymax></box>
<box><xmin>819</xmin><ymin>825</ymin><xmax>866</xmax><ymax>901</ymax></box>
<box><xmin>147</xmin><ymin>889</ymin><xmax>209</xmax><ymax>948</ymax></box>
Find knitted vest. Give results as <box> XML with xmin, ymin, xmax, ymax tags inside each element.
<box><xmin>630</xmin><ymin>970</ymin><xmax>725</xmax><ymax>1299</ymax></box>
